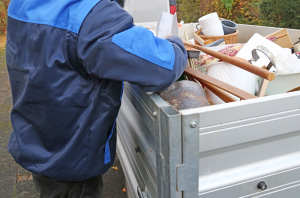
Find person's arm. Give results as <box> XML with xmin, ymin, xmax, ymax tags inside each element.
<box><xmin>78</xmin><ymin>0</ymin><xmax>187</xmax><ymax>92</ymax></box>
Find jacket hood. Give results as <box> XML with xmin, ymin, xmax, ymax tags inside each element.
<box><xmin>8</xmin><ymin>0</ymin><xmax>101</xmax><ymax>33</ymax></box>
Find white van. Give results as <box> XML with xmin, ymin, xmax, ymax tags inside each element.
<box><xmin>124</xmin><ymin>0</ymin><xmax>171</xmax><ymax>23</ymax></box>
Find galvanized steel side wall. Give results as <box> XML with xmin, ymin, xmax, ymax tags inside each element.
<box><xmin>181</xmin><ymin>91</ymin><xmax>300</xmax><ymax>197</ymax></box>
<box><xmin>117</xmin><ymin>83</ymin><xmax>183</xmax><ymax>198</ymax></box>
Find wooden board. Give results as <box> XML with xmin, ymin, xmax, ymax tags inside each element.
<box><xmin>184</xmin><ymin>67</ymin><xmax>257</xmax><ymax>100</ymax></box>
<box><xmin>265</xmin><ymin>28</ymin><xmax>293</xmax><ymax>48</ymax></box>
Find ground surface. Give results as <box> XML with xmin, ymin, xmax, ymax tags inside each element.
<box><xmin>0</xmin><ymin>35</ymin><xmax>127</xmax><ymax>198</ymax></box>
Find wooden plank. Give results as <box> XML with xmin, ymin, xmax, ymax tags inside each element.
<box><xmin>184</xmin><ymin>67</ymin><xmax>257</xmax><ymax>100</ymax></box>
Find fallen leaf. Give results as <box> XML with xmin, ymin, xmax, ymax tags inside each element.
<box><xmin>112</xmin><ymin>166</ymin><xmax>118</xmax><ymax>170</ymax></box>
<box><xmin>122</xmin><ymin>187</ymin><xmax>126</xmax><ymax>192</ymax></box>
<box><xmin>16</xmin><ymin>174</ymin><xmax>33</xmax><ymax>183</ymax></box>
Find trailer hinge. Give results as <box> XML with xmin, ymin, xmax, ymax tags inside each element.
<box><xmin>137</xmin><ymin>187</ymin><xmax>149</xmax><ymax>198</ymax></box>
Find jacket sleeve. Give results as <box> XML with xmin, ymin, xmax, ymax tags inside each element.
<box><xmin>77</xmin><ymin>0</ymin><xmax>187</xmax><ymax>92</ymax></box>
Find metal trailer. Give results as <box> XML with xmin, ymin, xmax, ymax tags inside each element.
<box><xmin>116</xmin><ymin>25</ymin><xmax>300</xmax><ymax>198</ymax></box>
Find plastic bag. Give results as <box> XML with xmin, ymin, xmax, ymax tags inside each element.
<box><xmin>156</xmin><ymin>12</ymin><xmax>178</xmax><ymax>39</ymax></box>
<box><xmin>275</xmin><ymin>48</ymin><xmax>300</xmax><ymax>75</ymax></box>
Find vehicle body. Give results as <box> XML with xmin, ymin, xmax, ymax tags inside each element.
<box><xmin>119</xmin><ymin>2</ymin><xmax>300</xmax><ymax>197</ymax></box>
<box><xmin>123</xmin><ymin>0</ymin><xmax>171</xmax><ymax>23</ymax></box>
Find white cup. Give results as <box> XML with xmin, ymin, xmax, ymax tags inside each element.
<box><xmin>198</xmin><ymin>12</ymin><xmax>224</xmax><ymax>36</ymax></box>
<box><xmin>202</xmin><ymin>22</ymin><xmax>224</xmax><ymax>36</ymax></box>
<box><xmin>198</xmin><ymin>13</ymin><xmax>219</xmax><ymax>30</ymax></box>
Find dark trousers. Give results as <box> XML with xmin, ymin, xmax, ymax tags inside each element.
<box><xmin>32</xmin><ymin>174</ymin><xmax>103</xmax><ymax>198</ymax></box>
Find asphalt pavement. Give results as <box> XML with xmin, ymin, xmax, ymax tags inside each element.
<box><xmin>0</xmin><ymin>40</ymin><xmax>127</xmax><ymax>198</ymax></box>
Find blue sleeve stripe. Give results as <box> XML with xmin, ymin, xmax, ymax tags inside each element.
<box><xmin>112</xmin><ymin>26</ymin><xmax>175</xmax><ymax>70</ymax></box>
<box><xmin>104</xmin><ymin>120</ymin><xmax>116</xmax><ymax>164</ymax></box>
<box><xmin>7</xmin><ymin>0</ymin><xmax>101</xmax><ymax>34</ymax></box>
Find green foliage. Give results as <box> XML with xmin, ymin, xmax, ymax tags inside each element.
<box><xmin>259</xmin><ymin>0</ymin><xmax>300</xmax><ymax>29</ymax></box>
<box><xmin>177</xmin><ymin>0</ymin><xmax>201</xmax><ymax>23</ymax></box>
<box><xmin>0</xmin><ymin>1</ymin><xmax>7</xmax><ymax>35</ymax></box>
<box><xmin>191</xmin><ymin>0</ymin><xmax>262</xmax><ymax>25</ymax></box>
<box><xmin>177</xmin><ymin>0</ymin><xmax>261</xmax><ymax>25</ymax></box>
<box><xmin>221</xmin><ymin>0</ymin><xmax>234</xmax><ymax>11</ymax></box>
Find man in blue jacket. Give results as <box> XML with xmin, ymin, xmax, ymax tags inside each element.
<box><xmin>6</xmin><ymin>0</ymin><xmax>187</xmax><ymax>197</ymax></box>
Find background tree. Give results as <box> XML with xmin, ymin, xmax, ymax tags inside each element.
<box><xmin>2</xmin><ymin>0</ymin><xmax>9</xmax><ymax>7</ymax></box>
<box><xmin>177</xmin><ymin>0</ymin><xmax>201</xmax><ymax>23</ymax></box>
<box><xmin>0</xmin><ymin>0</ymin><xmax>7</xmax><ymax>35</ymax></box>
<box><xmin>259</xmin><ymin>0</ymin><xmax>300</xmax><ymax>29</ymax></box>
<box><xmin>177</xmin><ymin>0</ymin><xmax>261</xmax><ymax>25</ymax></box>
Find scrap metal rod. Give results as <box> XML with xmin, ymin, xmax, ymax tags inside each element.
<box><xmin>183</xmin><ymin>41</ymin><xmax>275</xmax><ymax>81</ymax></box>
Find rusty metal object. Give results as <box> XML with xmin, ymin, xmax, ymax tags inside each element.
<box><xmin>159</xmin><ymin>80</ymin><xmax>210</xmax><ymax>110</ymax></box>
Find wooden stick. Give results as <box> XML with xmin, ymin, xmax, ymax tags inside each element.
<box><xmin>186</xmin><ymin>72</ymin><xmax>238</xmax><ymax>102</ymax></box>
<box><xmin>184</xmin><ymin>31</ymin><xmax>195</xmax><ymax>68</ymax></box>
<box><xmin>257</xmin><ymin>79</ymin><xmax>269</xmax><ymax>97</ymax></box>
<box><xmin>183</xmin><ymin>41</ymin><xmax>276</xmax><ymax>81</ymax></box>
<box><xmin>267</xmin><ymin>33</ymin><xmax>288</xmax><ymax>40</ymax></box>
<box><xmin>184</xmin><ymin>67</ymin><xmax>257</xmax><ymax>100</ymax></box>
<box><xmin>185</xmin><ymin>74</ymin><xmax>236</xmax><ymax>103</ymax></box>
<box><xmin>287</xmin><ymin>86</ymin><xmax>300</xmax><ymax>93</ymax></box>
<box><xmin>198</xmin><ymin>80</ymin><xmax>237</xmax><ymax>103</ymax></box>
<box><xmin>277</xmin><ymin>33</ymin><xmax>288</xmax><ymax>39</ymax></box>
<box><xmin>193</xmin><ymin>32</ymin><xmax>212</xmax><ymax>46</ymax></box>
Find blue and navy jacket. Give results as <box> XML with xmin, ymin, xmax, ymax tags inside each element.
<box><xmin>6</xmin><ymin>0</ymin><xmax>187</xmax><ymax>181</ymax></box>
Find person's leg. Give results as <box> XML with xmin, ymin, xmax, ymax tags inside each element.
<box><xmin>32</xmin><ymin>173</ymin><xmax>69</xmax><ymax>198</ymax></box>
<box><xmin>79</xmin><ymin>175</ymin><xmax>103</xmax><ymax>198</ymax></box>
<box><xmin>32</xmin><ymin>174</ymin><xmax>103</xmax><ymax>198</ymax></box>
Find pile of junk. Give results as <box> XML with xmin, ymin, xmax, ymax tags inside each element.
<box><xmin>154</xmin><ymin>12</ymin><xmax>300</xmax><ymax>110</ymax></box>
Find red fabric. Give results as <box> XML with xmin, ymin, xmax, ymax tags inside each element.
<box><xmin>170</xmin><ymin>6</ymin><xmax>176</xmax><ymax>15</ymax></box>
<box><xmin>266</xmin><ymin>36</ymin><xmax>277</xmax><ymax>42</ymax></box>
<box><xmin>195</xmin><ymin>44</ymin><xmax>245</xmax><ymax>67</ymax></box>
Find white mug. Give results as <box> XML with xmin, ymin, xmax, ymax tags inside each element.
<box><xmin>202</xmin><ymin>22</ymin><xmax>224</xmax><ymax>36</ymax></box>
<box><xmin>198</xmin><ymin>12</ymin><xmax>224</xmax><ymax>36</ymax></box>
